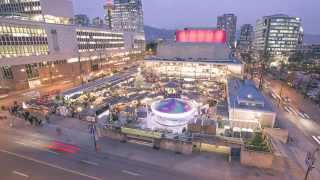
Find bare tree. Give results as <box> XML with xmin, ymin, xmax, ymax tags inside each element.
<box><xmin>258</xmin><ymin>51</ymin><xmax>269</xmax><ymax>90</ymax></box>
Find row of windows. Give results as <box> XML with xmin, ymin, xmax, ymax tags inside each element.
<box><xmin>76</xmin><ymin>38</ymin><xmax>123</xmax><ymax>43</ymax></box>
<box><xmin>272</xmin><ymin>18</ymin><xmax>300</xmax><ymax>23</ymax></box>
<box><xmin>78</xmin><ymin>43</ymin><xmax>124</xmax><ymax>50</ymax></box>
<box><xmin>0</xmin><ymin>36</ymin><xmax>48</xmax><ymax>45</ymax></box>
<box><xmin>0</xmin><ymin>65</ymin><xmax>13</xmax><ymax>80</ymax></box>
<box><xmin>267</xmin><ymin>47</ymin><xmax>296</xmax><ymax>51</ymax></box>
<box><xmin>0</xmin><ymin>1</ymin><xmax>41</xmax><ymax>15</ymax></box>
<box><xmin>269</xmin><ymin>33</ymin><xmax>299</xmax><ymax>38</ymax></box>
<box><xmin>0</xmin><ymin>59</ymin><xmax>67</xmax><ymax>80</ymax></box>
<box><xmin>36</xmin><ymin>59</ymin><xmax>67</xmax><ymax>68</ymax></box>
<box><xmin>0</xmin><ymin>0</ymin><xmax>40</xmax><ymax>4</ymax></box>
<box><xmin>0</xmin><ymin>24</ymin><xmax>46</xmax><ymax>36</ymax></box>
<box><xmin>269</xmin><ymin>44</ymin><xmax>297</xmax><ymax>48</ymax></box>
<box><xmin>0</xmin><ymin>24</ymin><xmax>48</xmax><ymax>58</ymax></box>
<box><xmin>0</xmin><ymin>44</ymin><xmax>48</xmax><ymax>58</ymax></box>
<box><xmin>76</xmin><ymin>31</ymin><xmax>123</xmax><ymax>38</ymax></box>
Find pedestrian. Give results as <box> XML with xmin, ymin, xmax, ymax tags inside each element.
<box><xmin>38</xmin><ymin>119</ymin><xmax>42</xmax><ymax>126</ymax></box>
<box><xmin>45</xmin><ymin>115</ymin><xmax>50</xmax><ymax>124</ymax></box>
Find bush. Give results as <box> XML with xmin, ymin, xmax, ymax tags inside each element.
<box><xmin>246</xmin><ymin>132</ymin><xmax>270</xmax><ymax>152</ymax></box>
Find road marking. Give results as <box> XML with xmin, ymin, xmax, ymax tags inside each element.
<box><xmin>0</xmin><ymin>149</ymin><xmax>102</xmax><ymax>180</ymax></box>
<box><xmin>122</xmin><ymin>170</ymin><xmax>141</xmax><ymax>176</ymax></box>
<box><xmin>46</xmin><ymin>150</ymin><xmax>60</xmax><ymax>155</ymax></box>
<box><xmin>12</xmin><ymin>170</ymin><xmax>29</xmax><ymax>178</ymax></box>
<box><xmin>14</xmin><ymin>141</ymin><xmax>59</xmax><ymax>155</ymax></box>
<box><xmin>127</xmin><ymin>139</ymin><xmax>153</xmax><ymax>147</ymax></box>
<box><xmin>312</xmin><ymin>136</ymin><xmax>320</xmax><ymax>145</ymax></box>
<box><xmin>80</xmin><ymin>160</ymin><xmax>99</xmax><ymax>166</ymax></box>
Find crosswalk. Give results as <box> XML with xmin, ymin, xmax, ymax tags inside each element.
<box><xmin>312</xmin><ymin>136</ymin><xmax>320</xmax><ymax>145</ymax></box>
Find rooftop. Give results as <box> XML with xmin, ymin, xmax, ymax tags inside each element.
<box><xmin>227</xmin><ymin>79</ymin><xmax>274</xmax><ymax>112</ymax></box>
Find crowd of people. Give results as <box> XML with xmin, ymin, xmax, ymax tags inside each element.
<box><xmin>6</xmin><ymin>101</ymin><xmax>47</xmax><ymax>127</ymax></box>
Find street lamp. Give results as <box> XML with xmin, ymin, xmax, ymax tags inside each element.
<box><xmin>304</xmin><ymin>148</ymin><xmax>319</xmax><ymax>180</ymax></box>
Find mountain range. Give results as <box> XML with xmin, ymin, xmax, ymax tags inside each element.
<box><xmin>144</xmin><ymin>25</ymin><xmax>175</xmax><ymax>42</ymax></box>
<box><xmin>144</xmin><ymin>25</ymin><xmax>320</xmax><ymax>45</ymax></box>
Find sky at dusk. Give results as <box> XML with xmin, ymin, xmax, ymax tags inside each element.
<box><xmin>72</xmin><ymin>0</ymin><xmax>320</xmax><ymax>34</ymax></box>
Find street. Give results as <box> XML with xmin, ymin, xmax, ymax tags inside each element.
<box><xmin>0</xmin><ymin>126</ymin><xmax>195</xmax><ymax>180</ymax></box>
<box><xmin>254</xmin><ymin>75</ymin><xmax>320</xmax><ymax>180</ymax></box>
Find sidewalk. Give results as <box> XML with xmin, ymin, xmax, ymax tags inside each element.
<box><xmin>0</xmin><ymin>112</ymin><xmax>293</xmax><ymax>180</ymax></box>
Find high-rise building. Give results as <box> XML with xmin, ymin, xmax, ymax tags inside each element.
<box><xmin>74</xmin><ymin>14</ymin><xmax>90</xmax><ymax>26</ymax></box>
<box><xmin>254</xmin><ymin>14</ymin><xmax>303</xmax><ymax>64</ymax></box>
<box><xmin>105</xmin><ymin>0</ymin><xmax>145</xmax><ymax>51</ymax></box>
<box><xmin>0</xmin><ymin>0</ymin><xmax>73</xmax><ymax>24</ymax></box>
<box><xmin>238</xmin><ymin>24</ymin><xmax>254</xmax><ymax>53</ymax></box>
<box><xmin>217</xmin><ymin>14</ymin><xmax>237</xmax><ymax>48</ymax></box>
<box><xmin>107</xmin><ymin>0</ymin><xmax>144</xmax><ymax>33</ymax></box>
<box><xmin>92</xmin><ymin>17</ymin><xmax>104</xmax><ymax>27</ymax></box>
<box><xmin>104</xmin><ymin>0</ymin><xmax>113</xmax><ymax>30</ymax></box>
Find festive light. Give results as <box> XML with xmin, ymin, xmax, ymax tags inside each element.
<box><xmin>176</xmin><ymin>29</ymin><xmax>226</xmax><ymax>43</ymax></box>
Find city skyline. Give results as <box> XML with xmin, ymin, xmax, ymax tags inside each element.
<box><xmin>1</xmin><ymin>1</ymin><xmax>320</xmax><ymax>180</ymax></box>
<box><xmin>73</xmin><ymin>0</ymin><xmax>320</xmax><ymax>34</ymax></box>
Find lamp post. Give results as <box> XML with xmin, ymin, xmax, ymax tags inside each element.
<box><xmin>88</xmin><ymin>116</ymin><xmax>98</xmax><ymax>152</ymax></box>
<box><xmin>78</xmin><ymin>47</ymin><xmax>84</xmax><ymax>86</ymax></box>
<box><xmin>304</xmin><ymin>148</ymin><xmax>319</xmax><ymax>180</ymax></box>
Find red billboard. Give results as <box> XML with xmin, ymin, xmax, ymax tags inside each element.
<box><xmin>176</xmin><ymin>29</ymin><xmax>226</xmax><ymax>43</ymax></box>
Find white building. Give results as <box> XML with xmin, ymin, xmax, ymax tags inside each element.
<box><xmin>145</xmin><ymin>42</ymin><xmax>243</xmax><ymax>81</ymax></box>
<box><xmin>0</xmin><ymin>0</ymin><xmax>144</xmax><ymax>92</ymax></box>
<box><xmin>227</xmin><ymin>79</ymin><xmax>276</xmax><ymax>132</ymax></box>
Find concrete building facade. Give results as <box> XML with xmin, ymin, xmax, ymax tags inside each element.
<box><xmin>145</xmin><ymin>42</ymin><xmax>243</xmax><ymax>81</ymax></box>
<box><xmin>238</xmin><ymin>24</ymin><xmax>254</xmax><ymax>53</ymax></box>
<box><xmin>0</xmin><ymin>0</ymin><xmax>73</xmax><ymax>24</ymax></box>
<box><xmin>105</xmin><ymin>0</ymin><xmax>146</xmax><ymax>51</ymax></box>
<box><xmin>217</xmin><ymin>14</ymin><xmax>237</xmax><ymax>49</ymax></box>
<box><xmin>254</xmin><ymin>14</ymin><xmax>303</xmax><ymax>65</ymax></box>
<box><xmin>0</xmin><ymin>0</ymin><xmax>144</xmax><ymax>92</ymax></box>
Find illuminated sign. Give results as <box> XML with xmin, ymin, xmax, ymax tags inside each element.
<box><xmin>176</xmin><ymin>29</ymin><xmax>226</xmax><ymax>43</ymax></box>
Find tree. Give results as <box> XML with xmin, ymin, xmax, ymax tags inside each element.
<box><xmin>257</xmin><ymin>51</ymin><xmax>270</xmax><ymax>90</ymax></box>
<box><xmin>146</xmin><ymin>42</ymin><xmax>157</xmax><ymax>54</ymax></box>
<box><xmin>247</xmin><ymin>132</ymin><xmax>269</xmax><ymax>152</ymax></box>
<box><xmin>208</xmin><ymin>99</ymin><xmax>217</xmax><ymax>107</ymax></box>
<box><xmin>241</xmin><ymin>52</ymin><xmax>255</xmax><ymax>79</ymax></box>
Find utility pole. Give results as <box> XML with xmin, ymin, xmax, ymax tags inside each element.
<box><xmin>304</xmin><ymin>148</ymin><xmax>319</xmax><ymax>180</ymax></box>
<box><xmin>89</xmin><ymin>118</ymin><xmax>98</xmax><ymax>152</ymax></box>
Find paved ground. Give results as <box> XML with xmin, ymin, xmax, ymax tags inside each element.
<box><xmin>0</xmin><ymin>121</ymin><xmax>197</xmax><ymax>180</ymax></box>
<box><xmin>0</xmin><ymin>152</ymin><xmax>91</xmax><ymax>180</ymax></box>
<box><xmin>0</xmin><ymin>80</ymin><xmax>77</xmax><ymax>106</ymax></box>
<box><xmin>265</xmin><ymin>75</ymin><xmax>320</xmax><ymax>124</ymax></box>
<box><xmin>1</xmin><ymin>70</ymin><xmax>319</xmax><ymax>179</ymax></box>
<box><xmin>256</xmin><ymin>78</ymin><xmax>320</xmax><ymax>180</ymax></box>
<box><xmin>0</xmin><ymin>112</ymin><xmax>294</xmax><ymax>180</ymax></box>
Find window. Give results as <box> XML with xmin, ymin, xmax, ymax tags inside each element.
<box><xmin>1</xmin><ymin>66</ymin><xmax>13</xmax><ymax>80</ymax></box>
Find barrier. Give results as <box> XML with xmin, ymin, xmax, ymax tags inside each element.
<box><xmin>200</xmin><ymin>143</ymin><xmax>230</xmax><ymax>155</ymax></box>
<box><xmin>121</xmin><ymin>127</ymin><xmax>162</xmax><ymax>139</ymax></box>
